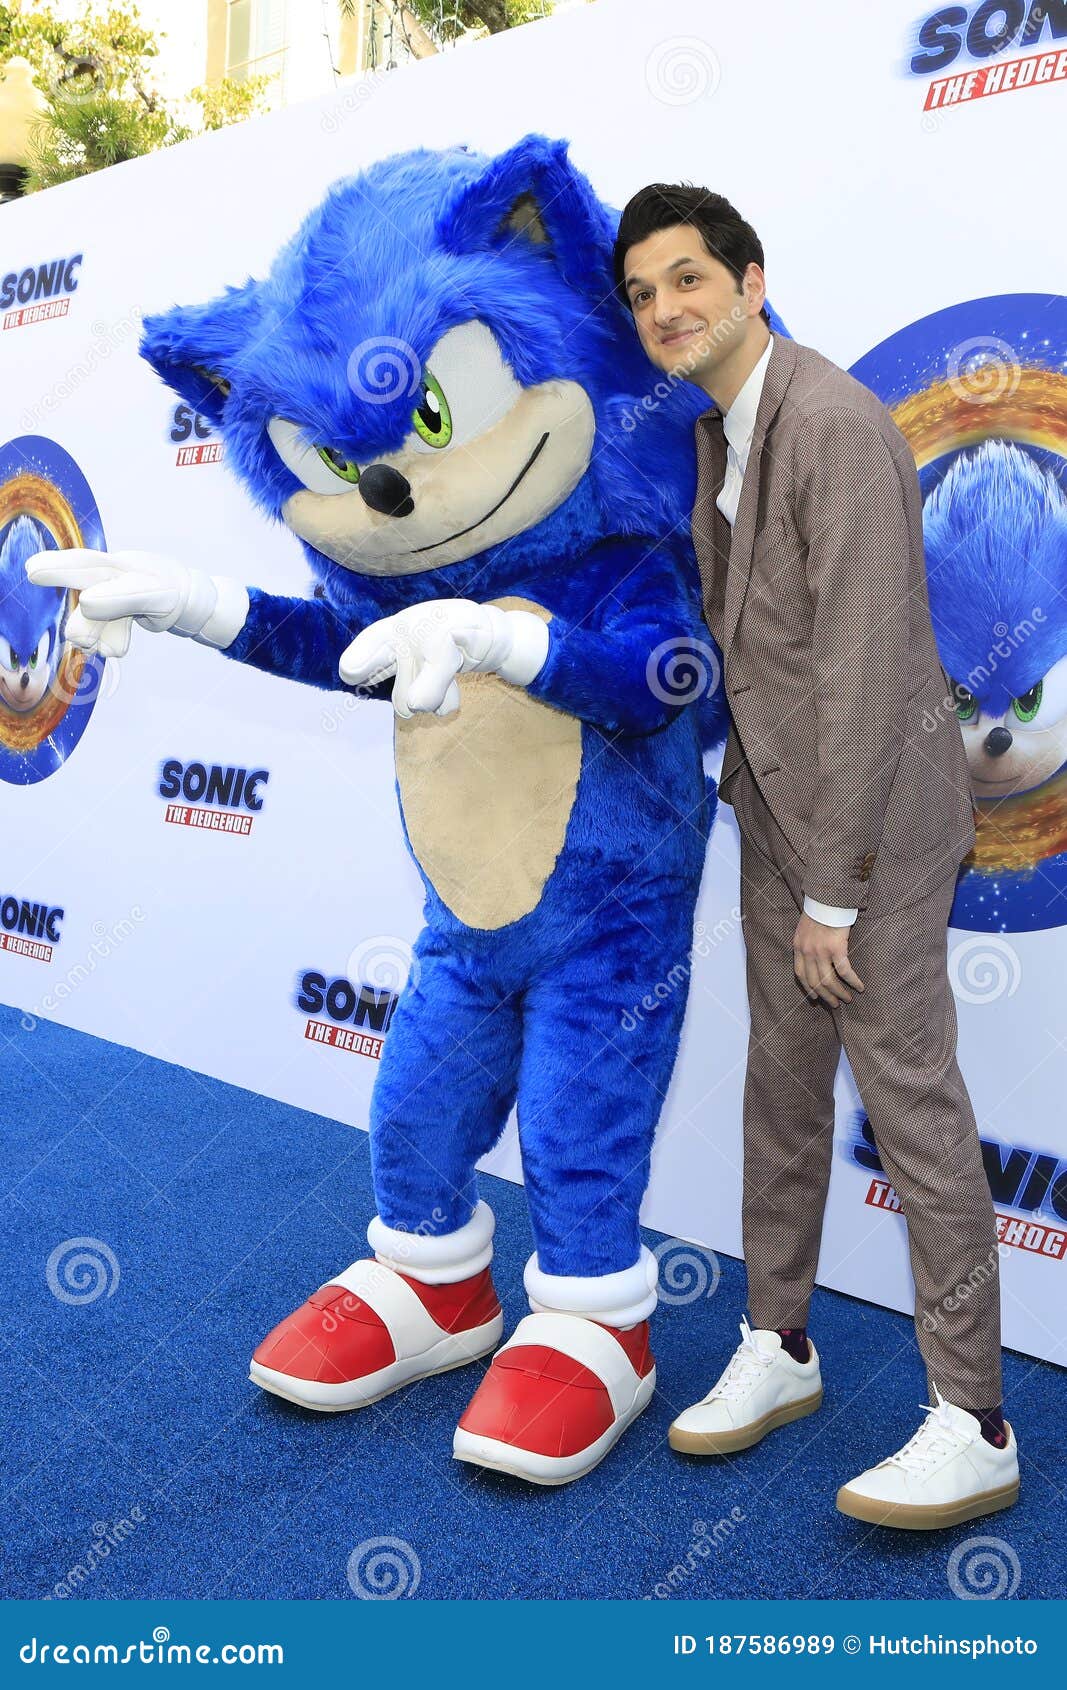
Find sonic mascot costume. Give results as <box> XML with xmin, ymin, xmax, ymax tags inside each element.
<box><xmin>29</xmin><ymin>136</ymin><xmax>734</xmax><ymax>1484</ymax></box>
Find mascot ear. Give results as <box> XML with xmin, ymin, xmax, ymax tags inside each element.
<box><xmin>437</xmin><ymin>132</ymin><xmax>618</xmax><ymax>304</ymax></box>
<box><xmin>139</xmin><ymin>277</ymin><xmax>262</xmax><ymax>426</ymax></box>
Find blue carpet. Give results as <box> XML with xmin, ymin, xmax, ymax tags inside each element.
<box><xmin>0</xmin><ymin>1002</ymin><xmax>1061</xmax><ymax>1602</ymax></box>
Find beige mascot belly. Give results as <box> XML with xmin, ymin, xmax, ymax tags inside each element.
<box><xmin>394</xmin><ymin>597</ymin><xmax>582</xmax><ymax>930</ymax></box>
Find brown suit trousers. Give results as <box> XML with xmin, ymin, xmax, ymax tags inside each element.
<box><xmin>694</xmin><ymin>333</ymin><xmax>1002</xmax><ymax>1410</ymax></box>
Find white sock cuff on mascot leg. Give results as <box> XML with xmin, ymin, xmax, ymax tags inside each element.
<box><xmin>367</xmin><ymin>1199</ymin><xmax>495</xmax><ymax>1284</ymax></box>
<box><xmin>524</xmin><ymin>1246</ymin><xmax>658</xmax><ymax>1328</ymax></box>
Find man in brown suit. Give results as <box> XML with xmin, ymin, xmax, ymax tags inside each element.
<box><xmin>614</xmin><ymin>185</ymin><xmax>1020</xmax><ymax>1529</ymax></box>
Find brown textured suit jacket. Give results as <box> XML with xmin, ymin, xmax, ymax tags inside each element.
<box><xmin>693</xmin><ymin>332</ymin><xmax>976</xmax><ymax>911</ymax></box>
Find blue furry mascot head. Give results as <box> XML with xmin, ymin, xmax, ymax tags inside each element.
<box><xmin>0</xmin><ymin>517</ymin><xmax>65</xmax><ymax>717</ymax></box>
<box><xmin>34</xmin><ymin>134</ymin><xmax>737</xmax><ymax>1482</ymax></box>
<box><xmin>925</xmin><ymin>440</ymin><xmax>1067</xmax><ymax>800</ymax></box>
<box><xmin>141</xmin><ymin>137</ymin><xmax>721</xmax><ymax>614</ymax></box>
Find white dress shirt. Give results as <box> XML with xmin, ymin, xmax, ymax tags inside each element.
<box><xmin>716</xmin><ymin>337</ymin><xmax>857</xmax><ymax>929</ymax></box>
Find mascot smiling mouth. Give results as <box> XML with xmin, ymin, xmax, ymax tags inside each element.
<box><xmin>410</xmin><ymin>431</ymin><xmax>550</xmax><ymax>553</ymax></box>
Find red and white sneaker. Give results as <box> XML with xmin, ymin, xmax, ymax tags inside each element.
<box><xmin>452</xmin><ymin>1312</ymin><xmax>656</xmax><ymax>1484</ymax></box>
<box><xmin>250</xmin><ymin>1259</ymin><xmax>503</xmax><ymax>1411</ymax></box>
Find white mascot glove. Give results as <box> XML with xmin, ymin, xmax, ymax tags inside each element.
<box><xmin>339</xmin><ymin>598</ymin><xmax>550</xmax><ymax>719</ymax></box>
<box><xmin>24</xmin><ymin>549</ymin><xmax>249</xmax><ymax>657</ymax></box>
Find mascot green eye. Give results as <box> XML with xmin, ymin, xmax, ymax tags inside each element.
<box><xmin>1012</xmin><ymin>681</ymin><xmax>1043</xmax><ymax>723</ymax></box>
<box><xmin>412</xmin><ymin>373</ymin><xmax>452</xmax><ymax>448</ymax></box>
<box><xmin>316</xmin><ymin>445</ymin><xmax>361</xmax><ymax>484</ymax></box>
<box><xmin>951</xmin><ymin>680</ymin><xmax>978</xmax><ymax>722</ymax></box>
<box><xmin>28</xmin><ymin>645</ymin><xmax>39</xmax><ymax>670</ymax></box>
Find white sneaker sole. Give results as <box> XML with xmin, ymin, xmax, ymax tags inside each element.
<box><xmin>836</xmin><ymin>1475</ymin><xmax>1021</xmax><ymax>1531</ymax></box>
<box><xmin>249</xmin><ymin>1312</ymin><xmax>504</xmax><ymax>1412</ymax></box>
<box><xmin>669</xmin><ymin>1385</ymin><xmax>823</xmax><ymax>1455</ymax></box>
<box><xmin>452</xmin><ymin>1367</ymin><xmax>656</xmax><ymax>1485</ymax></box>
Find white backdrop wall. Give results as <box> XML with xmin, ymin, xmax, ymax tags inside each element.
<box><xmin>2</xmin><ymin>0</ymin><xmax>1065</xmax><ymax>1364</ymax></box>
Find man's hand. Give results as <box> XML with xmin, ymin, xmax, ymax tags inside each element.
<box><xmin>793</xmin><ymin>912</ymin><xmax>865</xmax><ymax>1007</ymax></box>
<box><xmin>339</xmin><ymin>599</ymin><xmax>549</xmax><ymax>720</ymax></box>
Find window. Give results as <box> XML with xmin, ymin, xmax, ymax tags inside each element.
<box><xmin>226</xmin><ymin>0</ymin><xmax>287</xmax><ymax>83</ymax></box>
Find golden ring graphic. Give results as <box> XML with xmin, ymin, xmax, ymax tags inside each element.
<box><xmin>892</xmin><ymin>364</ymin><xmax>1067</xmax><ymax>468</ymax></box>
<box><xmin>891</xmin><ymin>368</ymin><xmax>1067</xmax><ymax>873</ymax></box>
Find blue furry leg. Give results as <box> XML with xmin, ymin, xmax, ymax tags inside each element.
<box><xmin>368</xmin><ymin>925</ymin><xmax>521</xmax><ymax>1239</ymax></box>
<box><xmin>515</xmin><ymin>878</ymin><xmax>697</xmax><ymax>1280</ymax></box>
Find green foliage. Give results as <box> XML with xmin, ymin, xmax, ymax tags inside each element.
<box><xmin>0</xmin><ymin>3</ymin><xmax>160</xmax><ymax>96</ymax></box>
<box><xmin>0</xmin><ymin>2</ymin><xmax>270</xmax><ymax>192</ymax></box>
<box><xmin>338</xmin><ymin>0</ymin><xmax>551</xmax><ymax>42</ymax></box>
<box><xmin>21</xmin><ymin>91</ymin><xmax>178</xmax><ymax>192</ymax></box>
<box><xmin>189</xmin><ymin>74</ymin><xmax>273</xmax><ymax>133</ymax></box>
<box><xmin>3</xmin><ymin>0</ymin><xmax>559</xmax><ymax>192</ymax></box>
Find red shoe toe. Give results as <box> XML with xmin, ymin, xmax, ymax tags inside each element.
<box><xmin>460</xmin><ymin>1345</ymin><xmax>616</xmax><ymax>1457</ymax></box>
<box><xmin>253</xmin><ymin>1285</ymin><xmax>395</xmax><ymax>1385</ymax></box>
<box><xmin>455</xmin><ymin>1315</ymin><xmax>655</xmax><ymax>1483</ymax></box>
<box><xmin>250</xmin><ymin>1262</ymin><xmax>503</xmax><ymax>1412</ymax></box>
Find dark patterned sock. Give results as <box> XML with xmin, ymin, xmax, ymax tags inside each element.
<box><xmin>777</xmin><ymin>1327</ymin><xmax>811</xmax><ymax>1363</ymax></box>
<box><xmin>975</xmin><ymin>1405</ymin><xmax>1008</xmax><ymax>1447</ymax></box>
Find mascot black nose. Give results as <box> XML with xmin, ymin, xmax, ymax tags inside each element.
<box><xmin>358</xmin><ymin>463</ymin><xmax>414</xmax><ymax>518</ymax></box>
<box><xmin>19</xmin><ymin>671</ymin><xmax>29</xmax><ymax>689</ymax></box>
<box><xmin>985</xmin><ymin>725</ymin><xmax>1013</xmax><ymax>758</ymax></box>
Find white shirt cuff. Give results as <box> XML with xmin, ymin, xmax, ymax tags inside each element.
<box><xmin>803</xmin><ymin>895</ymin><xmax>858</xmax><ymax>927</ymax></box>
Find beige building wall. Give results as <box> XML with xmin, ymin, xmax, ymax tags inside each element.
<box><xmin>203</xmin><ymin>0</ymin><xmax>431</xmax><ymax>108</ymax></box>
<box><xmin>22</xmin><ymin>2</ymin><xmax>573</xmax><ymax>130</ymax></box>
<box><xmin>40</xmin><ymin>1</ymin><xmax>433</xmax><ymax>115</ymax></box>
<box><xmin>43</xmin><ymin>0</ymin><xmax>212</xmax><ymax>104</ymax></box>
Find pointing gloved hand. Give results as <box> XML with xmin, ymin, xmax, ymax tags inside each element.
<box><xmin>24</xmin><ymin>549</ymin><xmax>249</xmax><ymax>656</ymax></box>
<box><xmin>339</xmin><ymin>599</ymin><xmax>550</xmax><ymax>718</ymax></box>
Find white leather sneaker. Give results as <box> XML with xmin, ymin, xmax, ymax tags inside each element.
<box><xmin>668</xmin><ymin>1318</ymin><xmax>823</xmax><ymax>1455</ymax></box>
<box><xmin>836</xmin><ymin>1387</ymin><xmax>1020</xmax><ymax>1530</ymax></box>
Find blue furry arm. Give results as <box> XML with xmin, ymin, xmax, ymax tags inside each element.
<box><xmin>524</xmin><ymin>543</ymin><xmax>707</xmax><ymax>735</ymax></box>
<box><xmin>223</xmin><ymin>586</ymin><xmax>391</xmax><ymax>699</ymax></box>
